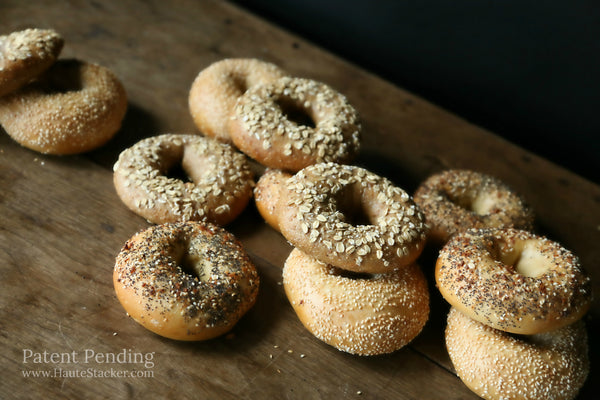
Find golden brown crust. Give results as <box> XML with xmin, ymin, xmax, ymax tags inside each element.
<box><xmin>188</xmin><ymin>58</ymin><xmax>286</xmax><ymax>143</ymax></box>
<box><xmin>283</xmin><ymin>248</ymin><xmax>429</xmax><ymax>355</ymax></box>
<box><xmin>0</xmin><ymin>59</ymin><xmax>127</xmax><ymax>154</ymax></box>
<box><xmin>413</xmin><ymin>169</ymin><xmax>534</xmax><ymax>244</ymax></box>
<box><xmin>436</xmin><ymin>228</ymin><xmax>592</xmax><ymax>334</ymax></box>
<box><xmin>113</xmin><ymin>133</ymin><xmax>254</xmax><ymax>225</ymax></box>
<box><xmin>445</xmin><ymin>307</ymin><xmax>589</xmax><ymax>400</ymax></box>
<box><xmin>278</xmin><ymin>162</ymin><xmax>427</xmax><ymax>273</ymax></box>
<box><xmin>113</xmin><ymin>222</ymin><xmax>260</xmax><ymax>341</ymax></box>
<box><xmin>253</xmin><ymin>168</ymin><xmax>292</xmax><ymax>231</ymax></box>
<box><xmin>0</xmin><ymin>28</ymin><xmax>64</xmax><ymax>97</ymax></box>
<box><xmin>228</xmin><ymin>77</ymin><xmax>361</xmax><ymax>172</ymax></box>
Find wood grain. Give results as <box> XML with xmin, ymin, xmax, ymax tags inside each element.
<box><xmin>1</xmin><ymin>1</ymin><xmax>598</xmax><ymax>399</ymax></box>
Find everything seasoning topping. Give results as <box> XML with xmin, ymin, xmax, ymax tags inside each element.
<box><xmin>414</xmin><ymin>169</ymin><xmax>535</xmax><ymax>243</ymax></box>
<box><xmin>436</xmin><ymin>228</ymin><xmax>592</xmax><ymax>333</ymax></box>
<box><xmin>115</xmin><ymin>222</ymin><xmax>259</xmax><ymax>329</ymax></box>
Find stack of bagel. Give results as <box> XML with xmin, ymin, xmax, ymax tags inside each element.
<box><xmin>0</xmin><ymin>28</ymin><xmax>127</xmax><ymax>155</ymax></box>
<box><xmin>412</xmin><ymin>169</ymin><xmax>592</xmax><ymax>400</ymax></box>
<box><xmin>256</xmin><ymin>163</ymin><xmax>431</xmax><ymax>356</ymax></box>
<box><xmin>435</xmin><ymin>227</ymin><xmax>592</xmax><ymax>400</ymax></box>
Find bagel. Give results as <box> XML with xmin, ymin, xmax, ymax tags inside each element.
<box><xmin>0</xmin><ymin>28</ymin><xmax>64</xmax><ymax>97</ymax></box>
<box><xmin>188</xmin><ymin>58</ymin><xmax>286</xmax><ymax>143</ymax></box>
<box><xmin>0</xmin><ymin>59</ymin><xmax>127</xmax><ymax>154</ymax></box>
<box><xmin>445</xmin><ymin>307</ymin><xmax>589</xmax><ymax>400</ymax></box>
<box><xmin>113</xmin><ymin>221</ymin><xmax>260</xmax><ymax>341</ymax></box>
<box><xmin>414</xmin><ymin>169</ymin><xmax>534</xmax><ymax>244</ymax></box>
<box><xmin>253</xmin><ymin>168</ymin><xmax>292</xmax><ymax>231</ymax></box>
<box><xmin>436</xmin><ymin>228</ymin><xmax>592</xmax><ymax>334</ymax></box>
<box><xmin>278</xmin><ymin>162</ymin><xmax>427</xmax><ymax>273</ymax></box>
<box><xmin>283</xmin><ymin>248</ymin><xmax>429</xmax><ymax>356</ymax></box>
<box><xmin>113</xmin><ymin>133</ymin><xmax>254</xmax><ymax>225</ymax></box>
<box><xmin>228</xmin><ymin>76</ymin><xmax>361</xmax><ymax>172</ymax></box>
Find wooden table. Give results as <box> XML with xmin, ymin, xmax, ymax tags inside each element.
<box><xmin>1</xmin><ymin>1</ymin><xmax>598</xmax><ymax>398</ymax></box>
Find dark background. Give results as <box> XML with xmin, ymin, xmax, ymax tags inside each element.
<box><xmin>233</xmin><ymin>0</ymin><xmax>599</xmax><ymax>183</ymax></box>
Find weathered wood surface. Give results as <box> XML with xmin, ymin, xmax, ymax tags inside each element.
<box><xmin>1</xmin><ymin>1</ymin><xmax>598</xmax><ymax>399</ymax></box>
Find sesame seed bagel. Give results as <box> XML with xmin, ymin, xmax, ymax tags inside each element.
<box><xmin>283</xmin><ymin>248</ymin><xmax>429</xmax><ymax>356</ymax></box>
<box><xmin>436</xmin><ymin>228</ymin><xmax>592</xmax><ymax>335</ymax></box>
<box><xmin>0</xmin><ymin>28</ymin><xmax>64</xmax><ymax>97</ymax></box>
<box><xmin>113</xmin><ymin>221</ymin><xmax>260</xmax><ymax>341</ymax></box>
<box><xmin>413</xmin><ymin>169</ymin><xmax>534</xmax><ymax>244</ymax></box>
<box><xmin>278</xmin><ymin>162</ymin><xmax>427</xmax><ymax>273</ymax></box>
<box><xmin>445</xmin><ymin>307</ymin><xmax>589</xmax><ymax>400</ymax></box>
<box><xmin>228</xmin><ymin>76</ymin><xmax>361</xmax><ymax>172</ymax></box>
<box><xmin>113</xmin><ymin>133</ymin><xmax>254</xmax><ymax>225</ymax></box>
<box><xmin>189</xmin><ymin>58</ymin><xmax>286</xmax><ymax>143</ymax></box>
<box><xmin>253</xmin><ymin>168</ymin><xmax>292</xmax><ymax>231</ymax></box>
<box><xmin>0</xmin><ymin>59</ymin><xmax>127</xmax><ymax>154</ymax></box>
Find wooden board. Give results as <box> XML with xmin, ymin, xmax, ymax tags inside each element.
<box><xmin>1</xmin><ymin>1</ymin><xmax>598</xmax><ymax>398</ymax></box>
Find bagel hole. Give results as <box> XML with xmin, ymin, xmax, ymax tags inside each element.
<box><xmin>278</xmin><ymin>98</ymin><xmax>316</xmax><ymax>128</ymax></box>
<box><xmin>175</xmin><ymin>243</ymin><xmax>211</xmax><ymax>282</ymax></box>
<box><xmin>165</xmin><ymin>161</ymin><xmax>193</xmax><ymax>183</ymax></box>
<box><xmin>446</xmin><ymin>190</ymin><xmax>497</xmax><ymax>216</ymax></box>
<box><xmin>160</xmin><ymin>150</ymin><xmax>197</xmax><ymax>183</ymax></box>
<box><xmin>444</xmin><ymin>192</ymin><xmax>475</xmax><ymax>213</ymax></box>
<box><xmin>512</xmin><ymin>244</ymin><xmax>551</xmax><ymax>278</ymax></box>
<box><xmin>179</xmin><ymin>253</ymin><xmax>205</xmax><ymax>280</ymax></box>
<box><xmin>171</xmin><ymin>236</ymin><xmax>214</xmax><ymax>282</ymax></box>
<box><xmin>230</xmin><ymin>73</ymin><xmax>249</xmax><ymax>95</ymax></box>
<box><xmin>334</xmin><ymin>185</ymin><xmax>379</xmax><ymax>226</ymax></box>
<box><xmin>493</xmin><ymin>239</ymin><xmax>550</xmax><ymax>278</ymax></box>
<box><xmin>327</xmin><ymin>266</ymin><xmax>373</xmax><ymax>280</ymax></box>
<box><xmin>471</xmin><ymin>192</ymin><xmax>499</xmax><ymax>215</ymax></box>
<box><xmin>39</xmin><ymin>59</ymin><xmax>84</xmax><ymax>93</ymax></box>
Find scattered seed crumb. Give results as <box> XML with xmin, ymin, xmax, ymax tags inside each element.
<box><xmin>287</xmin><ymin>349</ymin><xmax>293</xmax><ymax>354</ymax></box>
<box><xmin>273</xmin><ymin>345</ymin><xmax>279</xmax><ymax>349</ymax></box>
<box><xmin>300</xmin><ymin>354</ymin><xmax>306</xmax><ymax>358</ymax></box>
<box><xmin>269</xmin><ymin>354</ymin><xmax>273</xmax><ymax>359</ymax></box>
<box><xmin>277</xmin><ymin>369</ymin><xmax>281</xmax><ymax>374</ymax></box>
<box><xmin>357</xmin><ymin>390</ymin><xmax>363</xmax><ymax>395</ymax></box>
<box><xmin>112</xmin><ymin>332</ymin><xmax>118</xmax><ymax>336</ymax></box>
